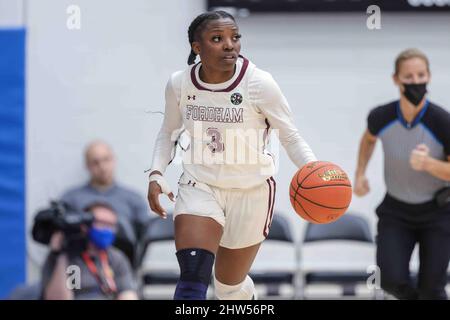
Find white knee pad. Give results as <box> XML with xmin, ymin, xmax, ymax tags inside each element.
<box><xmin>214</xmin><ymin>275</ymin><xmax>257</xmax><ymax>300</ymax></box>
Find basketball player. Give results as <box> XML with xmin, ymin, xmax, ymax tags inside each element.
<box><xmin>146</xmin><ymin>11</ymin><xmax>317</xmax><ymax>300</ymax></box>
<box><xmin>354</xmin><ymin>49</ymin><xmax>450</xmax><ymax>299</ymax></box>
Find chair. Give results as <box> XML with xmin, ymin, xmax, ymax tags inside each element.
<box><xmin>303</xmin><ymin>214</ymin><xmax>372</xmax><ymax>244</ymax></box>
<box><xmin>113</xmin><ymin>217</ymin><xmax>139</xmax><ymax>270</ymax></box>
<box><xmin>296</xmin><ymin>213</ymin><xmax>374</xmax><ymax>298</ymax></box>
<box><xmin>139</xmin><ymin>214</ymin><xmax>179</xmax><ymax>286</ymax></box>
<box><xmin>250</xmin><ymin>212</ymin><xmax>297</xmax><ymax>297</ymax></box>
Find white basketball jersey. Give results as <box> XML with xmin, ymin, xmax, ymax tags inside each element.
<box><xmin>178</xmin><ymin>56</ymin><xmax>275</xmax><ymax>189</ymax></box>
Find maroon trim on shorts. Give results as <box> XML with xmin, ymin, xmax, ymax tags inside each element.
<box><xmin>190</xmin><ymin>55</ymin><xmax>249</xmax><ymax>92</ymax></box>
<box><xmin>263</xmin><ymin>177</ymin><xmax>276</xmax><ymax>237</ymax></box>
<box><xmin>268</xmin><ymin>177</ymin><xmax>276</xmax><ymax>228</ymax></box>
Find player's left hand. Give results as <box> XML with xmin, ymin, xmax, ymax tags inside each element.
<box><xmin>410</xmin><ymin>143</ymin><xmax>430</xmax><ymax>171</ymax></box>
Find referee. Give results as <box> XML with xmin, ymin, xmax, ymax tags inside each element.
<box><xmin>355</xmin><ymin>49</ymin><xmax>450</xmax><ymax>300</ymax></box>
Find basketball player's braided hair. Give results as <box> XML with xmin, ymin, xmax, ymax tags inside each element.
<box><xmin>187</xmin><ymin>11</ymin><xmax>236</xmax><ymax>65</ymax></box>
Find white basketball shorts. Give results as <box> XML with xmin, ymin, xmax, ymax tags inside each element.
<box><xmin>173</xmin><ymin>171</ymin><xmax>276</xmax><ymax>249</ymax></box>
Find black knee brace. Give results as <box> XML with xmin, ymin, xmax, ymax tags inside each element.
<box><xmin>173</xmin><ymin>248</ymin><xmax>215</xmax><ymax>300</ymax></box>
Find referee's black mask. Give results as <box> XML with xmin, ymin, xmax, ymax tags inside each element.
<box><xmin>402</xmin><ymin>83</ymin><xmax>427</xmax><ymax>107</ymax></box>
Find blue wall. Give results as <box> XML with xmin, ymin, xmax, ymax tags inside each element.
<box><xmin>0</xmin><ymin>28</ymin><xmax>26</xmax><ymax>298</ymax></box>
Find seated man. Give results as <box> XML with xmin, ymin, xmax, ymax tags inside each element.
<box><xmin>41</xmin><ymin>201</ymin><xmax>138</xmax><ymax>300</ymax></box>
<box><xmin>61</xmin><ymin>140</ymin><xmax>151</xmax><ymax>250</ymax></box>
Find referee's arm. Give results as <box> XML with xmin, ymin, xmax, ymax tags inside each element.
<box><xmin>410</xmin><ymin>145</ymin><xmax>450</xmax><ymax>181</ymax></box>
<box><xmin>410</xmin><ymin>104</ymin><xmax>450</xmax><ymax>182</ymax></box>
<box><xmin>354</xmin><ymin>129</ymin><xmax>378</xmax><ymax>196</ymax></box>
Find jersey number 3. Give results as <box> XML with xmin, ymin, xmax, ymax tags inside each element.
<box><xmin>206</xmin><ymin>127</ymin><xmax>224</xmax><ymax>153</ymax></box>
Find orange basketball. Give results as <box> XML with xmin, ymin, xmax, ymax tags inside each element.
<box><xmin>289</xmin><ymin>161</ymin><xmax>352</xmax><ymax>224</ymax></box>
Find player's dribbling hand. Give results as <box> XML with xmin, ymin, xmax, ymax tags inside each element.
<box><xmin>354</xmin><ymin>174</ymin><xmax>370</xmax><ymax>197</ymax></box>
<box><xmin>147</xmin><ymin>173</ymin><xmax>175</xmax><ymax>219</ymax></box>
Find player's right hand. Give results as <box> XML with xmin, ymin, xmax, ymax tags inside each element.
<box><xmin>147</xmin><ymin>174</ymin><xmax>175</xmax><ymax>219</ymax></box>
<box><xmin>354</xmin><ymin>174</ymin><xmax>370</xmax><ymax>197</ymax></box>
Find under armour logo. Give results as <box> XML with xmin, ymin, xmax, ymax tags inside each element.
<box><xmin>187</xmin><ymin>180</ymin><xmax>197</xmax><ymax>187</ymax></box>
<box><xmin>188</xmin><ymin>95</ymin><xmax>196</xmax><ymax>100</ymax></box>
<box><xmin>190</xmin><ymin>251</ymin><xmax>196</xmax><ymax>256</ymax></box>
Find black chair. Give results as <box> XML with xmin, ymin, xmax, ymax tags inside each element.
<box><xmin>113</xmin><ymin>217</ymin><xmax>139</xmax><ymax>270</ymax></box>
<box><xmin>139</xmin><ymin>214</ymin><xmax>179</xmax><ymax>286</ymax></box>
<box><xmin>298</xmin><ymin>213</ymin><xmax>374</xmax><ymax>298</ymax></box>
<box><xmin>303</xmin><ymin>214</ymin><xmax>373</xmax><ymax>244</ymax></box>
<box><xmin>250</xmin><ymin>213</ymin><xmax>297</xmax><ymax>297</ymax></box>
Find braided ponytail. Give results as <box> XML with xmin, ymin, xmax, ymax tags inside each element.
<box><xmin>187</xmin><ymin>49</ymin><xmax>197</xmax><ymax>65</ymax></box>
